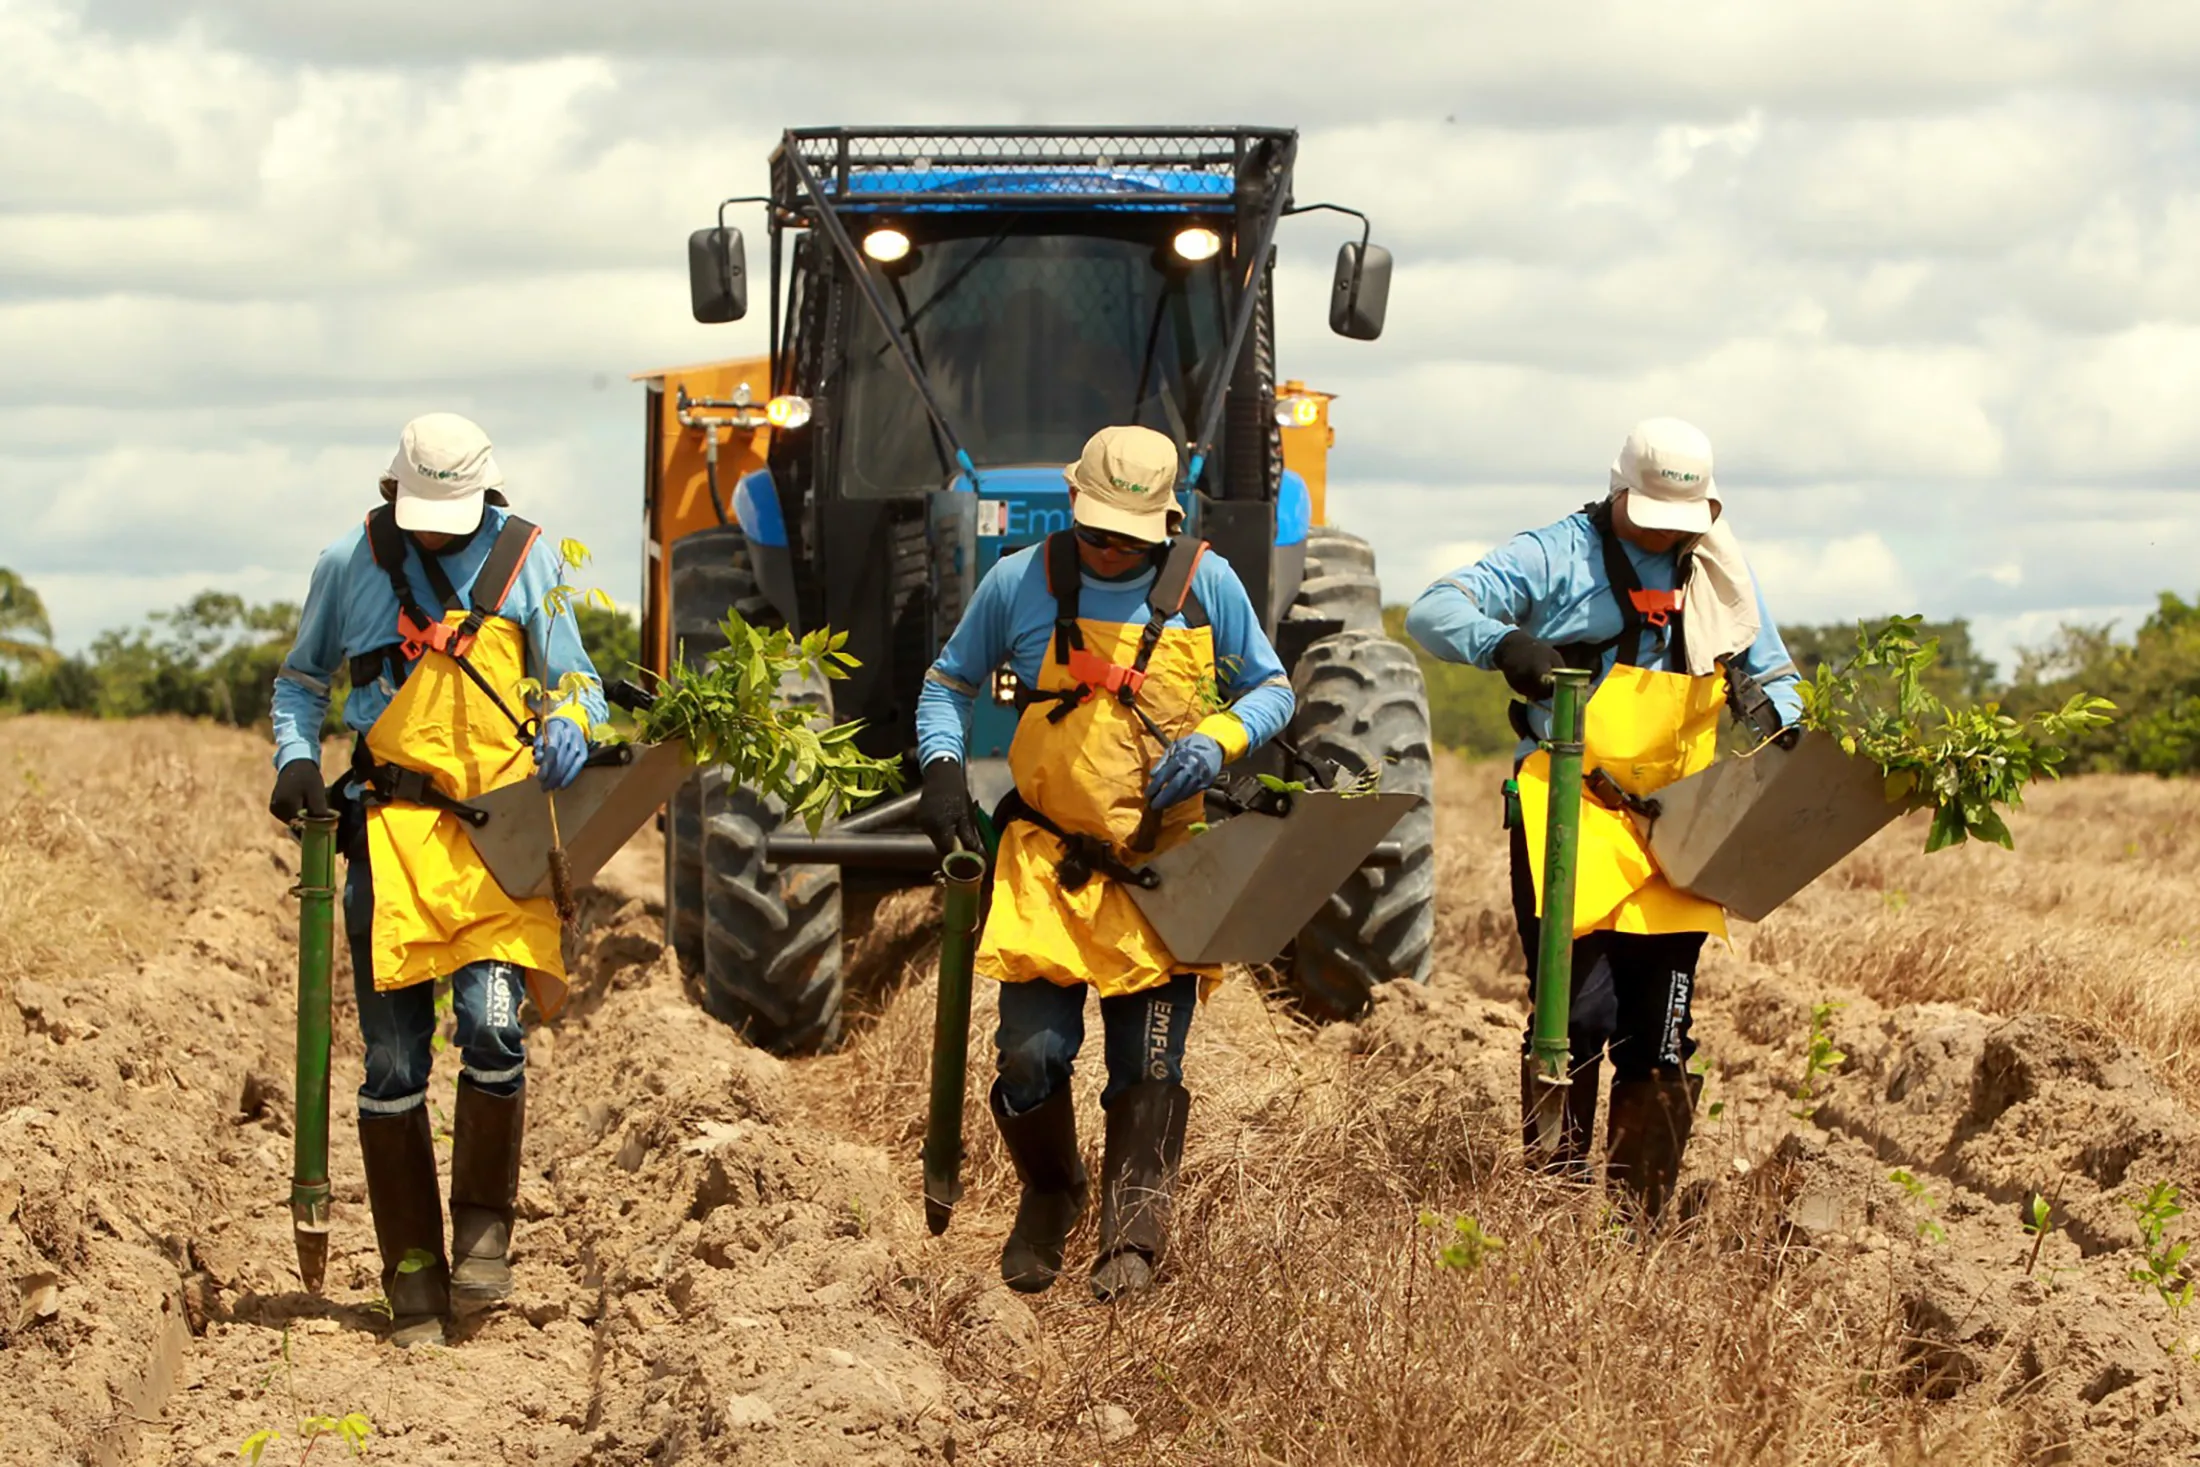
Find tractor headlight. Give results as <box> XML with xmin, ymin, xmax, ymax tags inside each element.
<box><xmin>1273</xmin><ymin>394</ymin><xmax>1321</xmax><ymax>428</ymax></box>
<box><xmin>1171</xmin><ymin>226</ymin><xmax>1222</xmax><ymax>263</ymax></box>
<box><xmin>862</xmin><ymin>226</ymin><xmax>912</xmax><ymax>264</ymax></box>
<box><xmin>765</xmin><ymin>395</ymin><xmax>812</xmax><ymax>430</ymax></box>
<box><xmin>991</xmin><ymin>667</ymin><xmax>1020</xmax><ymax>706</ymax></box>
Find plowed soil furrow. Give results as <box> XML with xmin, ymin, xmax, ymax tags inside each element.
<box><xmin>5</xmin><ymin>721</ymin><xmax>2197</xmax><ymax>1465</ymax></box>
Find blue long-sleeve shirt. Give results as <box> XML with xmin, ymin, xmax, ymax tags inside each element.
<box><xmin>916</xmin><ymin>544</ymin><xmax>1294</xmax><ymax>766</ymax></box>
<box><xmin>270</xmin><ymin>505</ymin><xmax>609</xmax><ymax>769</ymax></box>
<box><xmin>1404</xmin><ymin>509</ymin><xmax>1801</xmax><ymax>757</ymax></box>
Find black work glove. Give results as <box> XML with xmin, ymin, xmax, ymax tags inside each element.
<box><xmin>1493</xmin><ymin>630</ymin><xmax>1567</xmax><ymax>700</ymax></box>
<box><xmin>916</xmin><ymin>757</ymin><xmax>982</xmax><ymax>859</ymax></box>
<box><xmin>269</xmin><ymin>757</ymin><xmax>332</xmax><ymax>824</ymax></box>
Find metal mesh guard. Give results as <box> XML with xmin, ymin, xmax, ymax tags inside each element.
<box><xmin>782</xmin><ymin>127</ymin><xmax>1293</xmax><ymax>207</ymax></box>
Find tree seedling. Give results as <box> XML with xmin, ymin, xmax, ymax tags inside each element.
<box><xmin>633</xmin><ymin>613</ymin><xmax>903</xmax><ymax>832</ymax></box>
<box><xmin>1889</xmin><ymin>1168</ymin><xmax>1946</xmax><ymax>1245</ymax></box>
<box><xmin>1419</xmin><ymin>1211</ymin><xmax>1506</xmax><ymax>1273</ymax></box>
<box><xmin>1791</xmin><ymin>1001</ymin><xmax>1846</xmax><ymax>1120</ymax></box>
<box><xmin>2022</xmin><ymin>1181</ymin><xmax>2064</xmax><ymax>1278</ymax></box>
<box><xmin>1797</xmin><ymin>616</ymin><xmax>2115</xmax><ymax>851</ymax></box>
<box><xmin>2125</xmin><ymin>1181</ymin><xmax>2193</xmax><ymax>1338</ymax></box>
<box><xmin>238</xmin><ymin>1325</ymin><xmax>375</xmax><ymax>1462</ymax></box>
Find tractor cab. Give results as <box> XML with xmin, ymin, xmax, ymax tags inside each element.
<box><xmin>643</xmin><ymin>128</ymin><xmax>1431</xmax><ymax>1053</ymax></box>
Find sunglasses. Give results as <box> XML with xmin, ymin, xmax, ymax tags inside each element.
<box><xmin>1075</xmin><ymin>524</ymin><xmax>1158</xmax><ymax>554</ymax></box>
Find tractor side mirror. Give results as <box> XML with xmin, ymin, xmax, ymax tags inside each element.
<box><xmin>688</xmin><ymin>226</ymin><xmax>748</xmax><ymax>324</ymax></box>
<box><xmin>1329</xmin><ymin>241</ymin><xmax>1391</xmax><ymax>341</ymax></box>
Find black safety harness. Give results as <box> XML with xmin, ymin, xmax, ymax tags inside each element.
<box><xmin>344</xmin><ymin>504</ymin><xmax>543</xmax><ymax>830</ymax></box>
<box><xmin>1508</xmin><ymin>499</ymin><xmax>1783</xmax><ymax>742</ymax></box>
<box><xmin>994</xmin><ymin>531</ymin><xmax>1211</xmax><ymax>889</ymax></box>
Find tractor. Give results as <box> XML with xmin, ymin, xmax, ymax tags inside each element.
<box><xmin>633</xmin><ymin>128</ymin><xmax>1434</xmax><ymax>1052</ymax></box>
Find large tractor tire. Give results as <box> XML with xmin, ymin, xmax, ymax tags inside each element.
<box><xmin>1283</xmin><ymin>629</ymin><xmax>1437</xmax><ymax>1019</ymax></box>
<box><xmin>664</xmin><ymin>527</ymin><xmax>845</xmax><ymax>1054</ymax></box>
<box><xmin>1285</xmin><ymin>525</ymin><xmax>1384</xmax><ymax>634</ymax></box>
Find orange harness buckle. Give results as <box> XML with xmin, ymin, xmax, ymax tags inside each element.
<box><xmin>1629</xmin><ymin>588</ymin><xmax>1684</xmax><ymax>628</ymax></box>
<box><xmin>1064</xmin><ymin>647</ymin><xmax>1145</xmax><ymax>700</ymax></box>
<box><xmin>395</xmin><ymin>611</ymin><xmax>477</xmax><ymax>662</ymax></box>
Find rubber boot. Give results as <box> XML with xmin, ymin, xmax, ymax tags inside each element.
<box><xmin>448</xmin><ymin>1079</ymin><xmax>524</xmax><ymax>1305</ymax></box>
<box><xmin>1090</xmin><ymin>1081</ymin><xmax>1190</xmax><ymax>1302</ymax></box>
<box><xmin>1605</xmin><ymin>1071</ymin><xmax>1700</xmax><ymax>1226</ymax></box>
<box><xmin>358</xmin><ymin>1107</ymin><xmax>448</xmax><ymax>1348</ymax></box>
<box><xmin>991</xmin><ymin>1083</ymin><xmax>1089</xmax><ymax>1294</ymax></box>
<box><xmin>1519</xmin><ymin>1053</ymin><xmax>1602</xmax><ymax>1179</ymax></box>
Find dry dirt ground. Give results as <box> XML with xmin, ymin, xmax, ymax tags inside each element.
<box><xmin>1</xmin><ymin>716</ymin><xmax>2196</xmax><ymax>1465</ymax></box>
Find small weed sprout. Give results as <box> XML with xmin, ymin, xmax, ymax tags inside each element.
<box><xmin>1690</xmin><ymin>1059</ymin><xmax>1725</xmax><ymax>1122</ymax></box>
<box><xmin>1419</xmin><ymin>1211</ymin><xmax>1506</xmax><ymax>1272</ymax></box>
<box><xmin>240</xmin><ymin>1430</ymin><xmax>279</xmax><ymax>1464</ymax></box>
<box><xmin>1889</xmin><ymin>1169</ymin><xmax>1947</xmax><ymax>1245</ymax></box>
<box><xmin>428</xmin><ymin>977</ymin><xmax>452</xmax><ymax>1055</ymax></box>
<box><xmin>1791</xmin><ymin>1001</ymin><xmax>1847</xmax><ymax>1119</ymax></box>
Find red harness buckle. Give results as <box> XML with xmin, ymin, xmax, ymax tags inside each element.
<box><xmin>1064</xmin><ymin>647</ymin><xmax>1145</xmax><ymax>699</ymax></box>
<box><xmin>1629</xmin><ymin>588</ymin><xmax>1684</xmax><ymax>628</ymax></box>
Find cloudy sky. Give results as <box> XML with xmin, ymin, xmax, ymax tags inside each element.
<box><xmin>6</xmin><ymin>0</ymin><xmax>2195</xmax><ymax>679</ymax></box>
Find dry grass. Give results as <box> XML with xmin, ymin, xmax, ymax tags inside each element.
<box><xmin>7</xmin><ymin>718</ymin><xmax>2185</xmax><ymax>1463</ymax></box>
<box><xmin>829</xmin><ymin>971</ymin><xmax>2042</xmax><ymax>1465</ymax></box>
<box><xmin>0</xmin><ymin>715</ymin><xmax>275</xmax><ymax>1021</ymax></box>
<box><xmin>812</xmin><ymin>752</ymin><xmax>2197</xmax><ymax>1465</ymax></box>
<box><xmin>1752</xmin><ymin>773</ymin><xmax>2200</xmax><ymax>1100</ymax></box>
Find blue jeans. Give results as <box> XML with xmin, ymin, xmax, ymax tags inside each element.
<box><xmin>994</xmin><ymin>974</ymin><xmax>1198</xmax><ymax>1116</ymax></box>
<box><xmin>344</xmin><ymin>858</ymin><xmax>527</xmax><ymax>1114</ymax></box>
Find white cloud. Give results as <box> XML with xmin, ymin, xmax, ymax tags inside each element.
<box><xmin>3</xmin><ymin>0</ymin><xmax>2199</xmax><ymax>683</ymax></box>
<box><xmin>1745</xmin><ymin>533</ymin><xmax>1916</xmax><ymax>622</ymax></box>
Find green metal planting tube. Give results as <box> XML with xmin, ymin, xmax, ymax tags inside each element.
<box><xmin>290</xmin><ymin>814</ymin><xmax>338</xmax><ymax>1294</ymax></box>
<box><xmin>1530</xmin><ymin>670</ymin><xmax>1592</xmax><ymax>1090</ymax></box>
<box><xmin>922</xmin><ymin>848</ymin><xmax>988</xmax><ymax>1236</ymax></box>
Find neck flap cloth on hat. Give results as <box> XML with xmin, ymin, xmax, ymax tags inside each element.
<box><xmin>1677</xmin><ymin>518</ymin><xmax>1759</xmax><ymax>676</ymax></box>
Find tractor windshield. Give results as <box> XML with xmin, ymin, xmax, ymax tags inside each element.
<box><xmin>838</xmin><ymin>230</ymin><xmax>1229</xmax><ymax>498</ymax></box>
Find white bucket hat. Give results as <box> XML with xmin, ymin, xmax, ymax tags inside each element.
<box><xmin>1610</xmin><ymin>417</ymin><xmax>1718</xmax><ymax>535</ymax></box>
<box><xmin>387</xmin><ymin>412</ymin><xmax>503</xmax><ymax>534</ymax></box>
<box><xmin>1064</xmin><ymin>425</ymin><xmax>1184</xmax><ymax>544</ymax></box>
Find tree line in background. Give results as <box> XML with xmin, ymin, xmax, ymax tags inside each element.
<box><xmin>0</xmin><ymin>570</ymin><xmax>638</xmax><ymax>732</ymax></box>
<box><xmin>0</xmin><ymin>564</ymin><xmax>2186</xmax><ymax>773</ymax></box>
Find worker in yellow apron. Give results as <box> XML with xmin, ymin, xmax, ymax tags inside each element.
<box><xmin>1404</xmin><ymin>419</ymin><xmax>1803</xmax><ymax>1221</ymax></box>
<box><xmin>268</xmin><ymin>414</ymin><xmax>606</xmax><ymax>1344</ymax></box>
<box><xmin>913</xmin><ymin>427</ymin><xmax>1295</xmax><ymax>1300</ymax></box>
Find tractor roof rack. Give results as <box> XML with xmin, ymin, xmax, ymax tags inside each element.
<box><xmin>770</xmin><ymin>126</ymin><xmax>1297</xmax><ymax>213</ymax></box>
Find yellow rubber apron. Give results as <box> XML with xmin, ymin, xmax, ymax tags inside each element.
<box><xmin>360</xmin><ymin>611</ymin><xmax>571</xmax><ymax>1019</ymax></box>
<box><xmin>1516</xmin><ymin>663</ymin><xmax>1729</xmax><ymax>939</ymax></box>
<box><xmin>976</xmin><ymin>610</ymin><xmax>1241</xmax><ymax>1000</ymax></box>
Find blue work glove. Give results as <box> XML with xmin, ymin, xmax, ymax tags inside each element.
<box><xmin>1146</xmin><ymin>733</ymin><xmax>1225</xmax><ymax>810</ymax></box>
<box><xmin>534</xmin><ymin>717</ymin><xmax>587</xmax><ymax>792</ymax></box>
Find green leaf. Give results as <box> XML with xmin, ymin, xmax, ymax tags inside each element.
<box><xmin>338</xmin><ymin>1413</ymin><xmax>373</xmax><ymax>1454</ymax></box>
<box><xmin>396</xmin><ymin>1247</ymin><xmax>436</xmax><ymax>1276</ymax></box>
<box><xmin>239</xmin><ymin>1430</ymin><xmax>279</xmax><ymax>1464</ymax></box>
